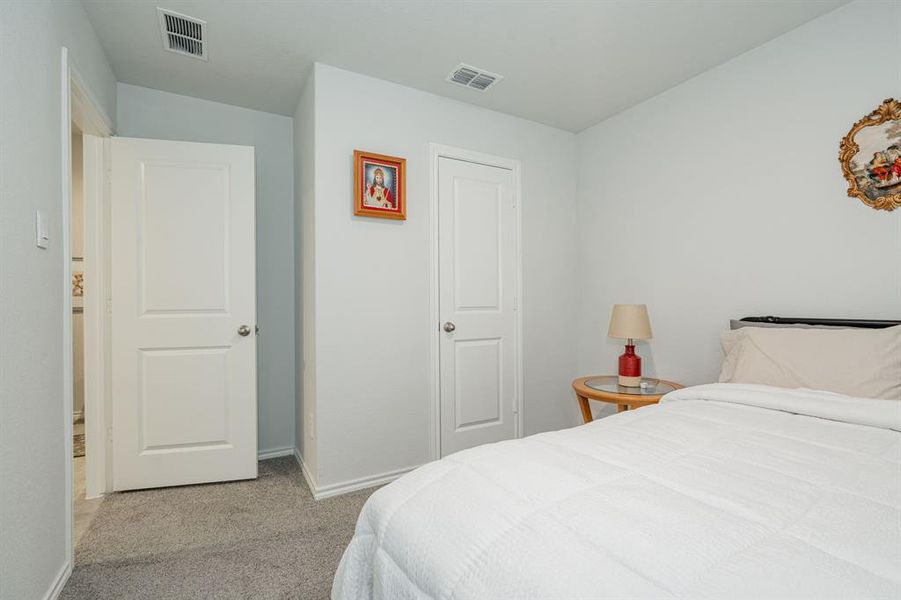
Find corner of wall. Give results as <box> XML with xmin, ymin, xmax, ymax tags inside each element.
<box><xmin>293</xmin><ymin>64</ymin><xmax>318</xmax><ymax>481</ymax></box>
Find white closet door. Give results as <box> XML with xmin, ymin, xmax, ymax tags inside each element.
<box><xmin>438</xmin><ymin>156</ymin><xmax>517</xmax><ymax>457</ymax></box>
<box><xmin>111</xmin><ymin>137</ymin><xmax>257</xmax><ymax>491</ymax></box>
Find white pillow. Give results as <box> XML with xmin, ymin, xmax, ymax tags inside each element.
<box><xmin>719</xmin><ymin>325</ymin><xmax>901</xmax><ymax>400</ymax></box>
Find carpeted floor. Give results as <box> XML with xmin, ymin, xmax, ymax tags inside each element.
<box><xmin>61</xmin><ymin>456</ymin><xmax>377</xmax><ymax>600</ymax></box>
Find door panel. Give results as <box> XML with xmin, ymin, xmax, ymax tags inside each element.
<box><xmin>112</xmin><ymin>137</ymin><xmax>256</xmax><ymax>491</ymax></box>
<box><xmin>454</xmin><ymin>338</ymin><xmax>502</xmax><ymax>429</ymax></box>
<box><xmin>139</xmin><ymin>347</ymin><xmax>229</xmax><ymax>449</ymax></box>
<box><xmin>439</xmin><ymin>157</ymin><xmax>517</xmax><ymax>457</ymax></box>
<box><xmin>453</xmin><ymin>178</ymin><xmax>501</xmax><ymax>311</ymax></box>
<box><xmin>140</xmin><ymin>163</ymin><xmax>229</xmax><ymax>314</ymax></box>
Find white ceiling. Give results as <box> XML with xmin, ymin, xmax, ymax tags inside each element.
<box><xmin>82</xmin><ymin>0</ymin><xmax>846</xmax><ymax>132</ymax></box>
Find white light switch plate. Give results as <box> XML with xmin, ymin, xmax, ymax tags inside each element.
<box><xmin>35</xmin><ymin>209</ymin><xmax>49</xmax><ymax>249</ymax></box>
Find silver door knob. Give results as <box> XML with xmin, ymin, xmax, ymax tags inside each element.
<box><xmin>238</xmin><ymin>325</ymin><xmax>252</xmax><ymax>337</ymax></box>
<box><xmin>443</xmin><ymin>322</ymin><xmax>456</xmax><ymax>332</ymax></box>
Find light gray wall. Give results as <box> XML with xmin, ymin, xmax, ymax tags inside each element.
<box><xmin>116</xmin><ymin>83</ymin><xmax>296</xmax><ymax>455</ymax></box>
<box><xmin>294</xmin><ymin>71</ymin><xmax>317</xmax><ymax>477</ymax></box>
<box><xmin>306</xmin><ymin>64</ymin><xmax>581</xmax><ymax>488</ymax></box>
<box><xmin>576</xmin><ymin>0</ymin><xmax>901</xmax><ymax>398</ymax></box>
<box><xmin>0</xmin><ymin>2</ymin><xmax>116</xmax><ymax>598</ymax></box>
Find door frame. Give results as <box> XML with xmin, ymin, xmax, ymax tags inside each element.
<box><xmin>427</xmin><ymin>143</ymin><xmax>523</xmax><ymax>460</ymax></box>
<box><xmin>81</xmin><ymin>132</ymin><xmax>112</xmax><ymax>499</ymax></box>
<box><xmin>61</xmin><ymin>47</ymin><xmax>113</xmax><ymax>566</ymax></box>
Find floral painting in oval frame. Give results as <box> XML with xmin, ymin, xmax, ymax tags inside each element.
<box><xmin>839</xmin><ymin>98</ymin><xmax>901</xmax><ymax>212</ymax></box>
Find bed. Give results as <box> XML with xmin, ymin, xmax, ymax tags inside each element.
<box><xmin>333</xmin><ymin>318</ymin><xmax>901</xmax><ymax>599</ymax></box>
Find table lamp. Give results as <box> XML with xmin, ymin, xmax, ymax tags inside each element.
<box><xmin>608</xmin><ymin>304</ymin><xmax>652</xmax><ymax>387</ymax></box>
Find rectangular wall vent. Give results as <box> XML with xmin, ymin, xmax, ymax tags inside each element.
<box><xmin>446</xmin><ymin>63</ymin><xmax>503</xmax><ymax>92</ymax></box>
<box><xmin>157</xmin><ymin>8</ymin><xmax>207</xmax><ymax>61</ymax></box>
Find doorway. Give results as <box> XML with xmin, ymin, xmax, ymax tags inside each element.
<box><xmin>70</xmin><ymin>125</ymin><xmax>103</xmax><ymax>545</ymax></box>
<box><xmin>429</xmin><ymin>144</ymin><xmax>524</xmax><ymax>459</ymax></box>
<box><xmin>62</xmin><ymin>49</ymin><xmax>258</xmax><ymax>568</ymax></box>
<box><xmin>63</xmin><ymin>48</ymin><xmax>114</xmax><ymax>568</ymax></box>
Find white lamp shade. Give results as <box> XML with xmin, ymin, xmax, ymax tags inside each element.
<box><xmin>607</xmin><ymin>304</ymin><xmax>652</xmax><ymax>340</ymax></box>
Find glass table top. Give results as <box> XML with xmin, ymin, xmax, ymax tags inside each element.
<box><xmin>584</xmin><ymin>376</ymin><xmax>677</xmax><ymax>396</ymax></box>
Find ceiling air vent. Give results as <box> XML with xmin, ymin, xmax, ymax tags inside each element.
<box><xmin>446</xmin><ymin>63</ymin><xmax>503</xmax><ymax>92</ymax></box>
<box><xmin>157</xmin><ymin>8</ymin><xmax>207</xmax><ymax>61</ymax></box>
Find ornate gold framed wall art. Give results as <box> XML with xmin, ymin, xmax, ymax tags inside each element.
<box><xmin>838</xmin><ymin>98</ymin><xmax>901</xmax><ymax>211</ymax></box>
<box><xmin>353</xmin><ymin>150</ymin><xmax>407</xmax><ymax>220</ymax></box>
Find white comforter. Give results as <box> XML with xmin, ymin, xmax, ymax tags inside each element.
<box><xmin>333</xmin><ymin>384</ymin><xmax>901</xmax><ymax>599</ymax></box>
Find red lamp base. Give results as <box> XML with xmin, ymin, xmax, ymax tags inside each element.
<box><xmin>618</xmin><ymin>343</ymin><xmax>641</xmax><ymax>387</ymax></box>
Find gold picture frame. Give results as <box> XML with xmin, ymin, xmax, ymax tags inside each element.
<box><xmin>353</xmin><ymin>150</ymin><xmax>406</xmax><ymax>220</ymax></box>
<box><xmin>838</xmin><ymin>98</ymin><xmax>901</xmax><ymax>212</ymax></box>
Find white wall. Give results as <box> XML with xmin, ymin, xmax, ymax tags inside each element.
<box><xmin>294</xmin><ymin>71</ymin><xmax>317</xmax><ymax>478</ymax></box>
<box><xmin>576</xmin><ymin>0</ymin><xmax>901</xmax><ymax>397</ymax></box>
<box><xmin>0</xmin><ymin>2</ymin><xmax>116</xmax><ymax>598</ymax></box>
<box><xmin>304</xmin><ymin>64</ymin><xmax>581</xmax><ymax>489</ymax></box>
<box><xmin>116</xmin><ymin>84</ymin><xmax>296</xmax><ymax>455</ymax></box>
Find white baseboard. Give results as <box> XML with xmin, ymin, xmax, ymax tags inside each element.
<box><xmin>257</xmin><ymin>446</ymin><xmax>295</xmax><ymax>460</ymax></box>
<box><xmin>43</xmin><ymin>561</ymin><xmax>72</xmax><ymax>600</ymax></box>
<box><xmin>293</xmin><ymin>448</ymin><xmax>318</xmax><ymax>496</ymax></box>
<box><xmin>292</xmin><ymin>448</ymin><xmax>417</xmax><ymax>500</ymax></box>
<box><xmin>314</xmin><ymin>465</ymin><xmax>417</xmax><ymax>499</ymax></box>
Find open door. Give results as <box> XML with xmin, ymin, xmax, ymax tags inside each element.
<box><xmin>111</xmin><ymin>137</ymin><xmax>257</xmax><ymax>491</ymax></box>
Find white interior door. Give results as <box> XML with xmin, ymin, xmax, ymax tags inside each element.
<box><xmin>111</xmin><ymin>137</ymin><xmax>256</xmax><ymax>491</ymax></box>
<box><xmin>438</xmin><ymin>156</ymin><xmax>518</xmax><ymax>457</ymax></box>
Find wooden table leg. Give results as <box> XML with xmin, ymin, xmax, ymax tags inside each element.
<box><xmin>577</xmin><ymin>394</ymin><xmax>593</xmax><ymax>423</ymax></box>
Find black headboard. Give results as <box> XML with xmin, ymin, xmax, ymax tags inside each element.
<box><xmin>739</xmin><ymin>316</ymin><xmax>900</xmax><ymax>329</ymax></box>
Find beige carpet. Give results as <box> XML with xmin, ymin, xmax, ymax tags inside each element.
<box><xmin>61</xmin><ymin>456</ymin><xmax>376</xmax><ymax>600</ymax></box>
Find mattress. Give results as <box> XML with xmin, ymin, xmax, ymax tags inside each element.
<box><xmin>333</xmin><ymin>383</ymin><xmax>901</xmax><ymax>599</ymax></box>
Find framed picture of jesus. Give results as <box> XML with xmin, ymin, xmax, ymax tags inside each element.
<box><xmin>354</xmin><ymin>150</ymin><xmax>406</xmax><ymax>220</ymax></box>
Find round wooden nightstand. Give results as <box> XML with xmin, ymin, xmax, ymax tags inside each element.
<box><xmin>572</xmin><ymin>376</ymin><xmax>684</xmax><ymax>423</ymax></box>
